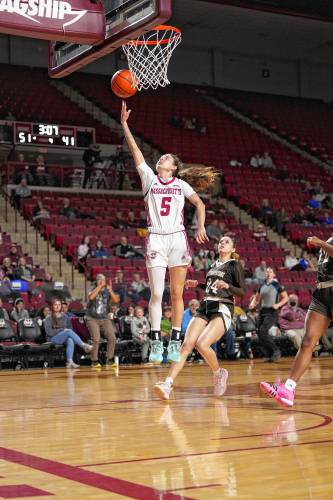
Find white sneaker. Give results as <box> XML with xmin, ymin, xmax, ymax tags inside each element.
<box><xmin>213</xmin><ymin>368</ymin><xmax>228</xmax><ymax>397</ymax></box>
<box><xmin>154</xmin><ymin>381</ymin><xmax>173</xmax><ymax>400</ymax></box>
<box><xmin>82</xmin><ymin>343</ymin><xmax>93</xmax><ymax>353</ymax></box>
<box><xmin>66</xmin><ymin>360</ymin><xmax>80</xmax><ymax>369</ymax></box>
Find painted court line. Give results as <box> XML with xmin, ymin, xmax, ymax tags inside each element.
<box><xmin>0</xmin><ymin>447</ymin><xmax>195</xmax><ymax>500</ymax></box>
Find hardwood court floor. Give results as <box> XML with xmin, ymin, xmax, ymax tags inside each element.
<box><xmin>0</xmin><ymin>359</ymin><xmax>332</xmax><ymax>499</ymax></box>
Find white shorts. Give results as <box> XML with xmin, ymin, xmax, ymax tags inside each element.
<box><xmin>145</xmin><ymin>231</ymin><xmax>192</xmax><ymax>269</ymax></box>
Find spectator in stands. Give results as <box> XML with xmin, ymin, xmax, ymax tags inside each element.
<box><xmin>92</xmin><ymin>239</ymin><xmax>108</xmax><ymax>258</ymax></box>
<box><xmin>206</xmin><ymin>219</ymin><xmax>221</xmax><ymax>240</ymax></box>
<box><xmin>160</xmin><ymin>305</ymin><xmax>172</xmax><ymax>343</ymax></box>
<box><xmin>82</xmin><ymin>144</ymin><xmax>101</xmax><ymax>188</ymax></box>
<box><xmin>249</xmin><ymin>267</ymin><xmax>288</xmax><ymax>362</ymax></box>
<box><xmin>279</xmin><ymin>294</ymin><xmax>306</xmax><ymax>351</ymax></box>
<box><xmin>77</xmin><ymin>236</ymin><xmax>92</xmax><ymax>271</ymax></box>
<box><xmin>0</xmin><ymin>298</ymin><xmax>9</xmax><ymax>320</ymax></box>
<box><xmin>239</xmin><ymin>258</ymin><xmax>253</xmax><ymax>281</ymax></box>
<box><xmin>85</xmin><ymin>273</ymin><xmax>118</xmax><ymax>368</ymax></box>
<box><xmin>35</xmin><ymin>154</ymin><xmax>49</xmax><ymax>186</ymax></box>
<box><xmin>120</xmin><ymin>305</ymin><xmax>135</xmax><ymax>335</ymax></box>
<box><xmin>131</xmin><ymin>306</ymin><xmax>150</xmax><ymax>362</ymax></box>
<box><xmin>259</xmin><ymin>199</ymin><xmax>273</xmax><ymax>226</ymax></box>
<box><xmin>314</xmin><ymin>187</ymin><xmax>328</xmax><ymax>205</ymax></box>
<box><xmin>129</xmin><ymin>272</ymin><xmax>150</xmax><ymax>303</ymax></box>
<box><xmin>127</xmin><ymin>211</ymin><xmax>137</xmax><ymax>228</ymax></box>
<box><xmin>14</xmin><ymin>178</ymin><xmax>31</xmax><ymax>208</ymax></box>
<box><xmin>138</xmin><ymin>211</ymin><xmax>147</xmax><ymax>228</ymax></box>
<box><xmin>229</xmin><ymin>159</ymin><xmax>242</xmax><ymax>167</ymax></box>
<box><xmin>0</xmin><ymin>270</ymin><xmax>11</xmax><ymax>298</ymax></box>
<box><xmin>262</xmin><ymin>152</ymin><xmax>274</xmax><ymax>169</ymax></box>
<box><xmin>307</xmin><ymin>195</ymin><xmax>321</xmax><ymax>210</ymax></box>
<box><xmin>211</xmin><ymin>195</ymin><xmax>226</xmax><ymax>214</ymax></box>
<box><xmin>284</xmin><ymin>251</ymin><xmax>299</xmax><ymax>270</ymax></box>
<box><xmin>253</xmin><ymin>224</ymin><xmax>267</xmax><ymax>241</ymax></box>
<box><xmin>115</xmin><ymin>235</ymin><xmax>136</xmax><ymax>259</ymax></box>
<box><xmin>37</xmin><ymin>304</ymin><xmax>50</xmax><ymax>321</ymax></box>
<box><xmin>61</xmin><ymin>301</ymin><xmax>75</xmax><ymax>318</ymax></box>
<box><xmin>292</xmin><ymin>208</ymin><xmax>307</xmax><ymax>225</ymax></box>
<box><xmin>7</xmin><ymin>244</ymin><xmax>20</xmax><ymax>266</ymax></box>
<box><xmin>249</xmin><ymin>153</ymin><xmax>262</xmax><ymax>168</ymax></box>
<box><xmin>2</xmin><ymin>257</ymin><xmax>14</xmax><ymax>280</ymax></box>
<box><xmin>192</xmin><ymin>250</ymin><xmax>211</xmax><ymax>271</ymax></box>
<box><xmin>274</xmin><ymin>207</ymin><xmax>289</xmax><ymax>235</ymax></box>
<box><xmin>59</xmin><ymin>198</ymin><xmax>79</xmax><ymax>219</ymax></box>
<box><xmin>246</xmin><ymin>260</ymin><xmax>267</xmax><ymax>286</ymax></box>
<box><xmin>319</xmin><ymin>212</ymin><xmax>333</xmax><ymax>225</ymax></box>
<box><xmin>44</xmin><ymin>298</ymin><xmax>93</xmax><ymax>369</ymax></box>
<box><xmin>324</xmin><ymin>193</ymin><xmax>333</xmax><ymax>210</ymax></box>
<box><xmin>112</xmin><ymin>212</ymin><xmax>128</xmax><ymax>230</ymax></box>
<box><xmin>32</xmin><ymin>199</ymin><xmax>50</xmax><ymax>222</ymax></box>
<box><xmin>14</xmin><ymin>153</ymin><xmax>34</xmax><ymax>185</ymax></box>
<box><xmin>10</xmin><ymin>298</ymin><xmax>29</xmax><ymax>323</ymax></box>
<box><xmin>14</xmin><ymin>257</ymin><xmax>35</xmax><ymax>283</ymax></box>
<box><xmin>181</xmin><ymin>299</ymin><xmax>200</xmax><ymax>336</ymax></box>
<box><xmin>113</xmin><ymin>269</ymin><xmax>127</xmax><ymax>302</ymax></box>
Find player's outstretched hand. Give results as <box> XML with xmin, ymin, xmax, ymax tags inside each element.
<box><xmin>195</xmin><ymin>227</ymin><xmax>209</xmax><ymax>244</ymax></box>
<box><xmin>307</xmin><ymin>236</ymin><xmax>323</xmax><ymax>248</ymax></box>
<box><xmin>216</xmin><ymin>280</ymin><xmax>230</xmax><ymax>290</ymax></box>
<box><xmin>121</xmin><ymin>100</ymin><xmax>131</xmax><ymax>126</ymax></box>
<box><xmin>185</xmin><ymin>279</ymin><xmax>198</xmax><ymax>289</ymax></box>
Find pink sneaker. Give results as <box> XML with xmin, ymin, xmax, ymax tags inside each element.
<box><xmin>260</xmin><ymin>379</ymin><xmax>295</xmax><ymax>407</ymax></box>
<box><xmin>154</xmin><ymin>381</ymin><xmax>172</xmax><ymax>400</ymax></box>
<box><xmin>213</xmin><ymin>368</ymin><xmax>228</xmax><ymax>397</ymax></box>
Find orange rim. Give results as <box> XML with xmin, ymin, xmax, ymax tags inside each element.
<box><xmin>125</xmin><ymin>25</ymin><xmax>181</xmax><ymax>46</ymax></box>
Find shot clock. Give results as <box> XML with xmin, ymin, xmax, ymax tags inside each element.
<box><xmin>14</xmin><ymin>122</ymin><xmax>95</xmax><ymax>148</ymax></box>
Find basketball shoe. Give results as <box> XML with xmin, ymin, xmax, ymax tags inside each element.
<box><xmin>149</xmin><ymin>340</ymin><xmax>164</xmax><ymax>363</ymax></box>
<box><xmin>154</xmin><ymin>381</ymin><xmax>173</xmax><ymax>400</ymax></box>
<box><xmin>167</xmin><ymin>340</ymin><xmax>181</xmax><ymax>363</ymax></box>
<box><xmin>213</xmin><ymin>368</ymin><xmax>228</xmax><ymax>397</ymax></box>
<box><xmin>260</xmin><ymin>379</ymin><xmax>295</xmax><ymax>407</ymax></box>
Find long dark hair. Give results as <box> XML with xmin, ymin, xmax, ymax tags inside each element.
<box><xmin>170</xmin><ymin>154</ymin><xmax>220</xmax><ymax>192</ymax></box>
<box><xmin>50</xmin><ymin>299</ymin><xmax>62</xmax><ymax>328</ymax></box>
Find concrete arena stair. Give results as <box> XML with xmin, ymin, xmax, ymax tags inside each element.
<box><xmin>0</xmin><ymin>193</ymin><xmax>86</xmax><ymax>300</ymax></box>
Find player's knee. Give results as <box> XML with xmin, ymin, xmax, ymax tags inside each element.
<box><xmin>301</xmin><ymin>333</ymin><xmax>317</xmax><ymax>350</ymax></box>
<box><xmin>182</xmin><ymin>339</ymin><xmax>195</xmax><ymax>355</ymax></box>
<box><xmin>195</xmin><ymin>338</ymin><xmax>207</xmax><ymax>352</ymax></box>
<box><xmin>170</xmin><ymin>288</ymin><xmax>183</xmax><ymax>302</ymax></box>
<box><xmin>150</xmin><ymin>290</ymin><xmax>163</xmax><ymax>303</ymax></box>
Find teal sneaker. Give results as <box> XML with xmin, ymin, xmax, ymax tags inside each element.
<box><xmin>149</xmin><ymin>340</ymin><xmax>164</xmax><ymax>364</ymax></box>
<box><xmin>167</xmin><ymin>340</ymin><xmax>182</xmax><ymax>363</ymax></box>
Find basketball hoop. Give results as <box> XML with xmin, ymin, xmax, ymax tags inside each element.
<box><xmin>122</xmin><ymin>25</ymin><xmax>181</xmax><ymax>91</ymax></box>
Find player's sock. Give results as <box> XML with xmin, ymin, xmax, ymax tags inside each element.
<box><xmin>165</xmin><ymin>377</ymin><xmax>173</xmax><ymax>387</ymax></box>
<box><xmin>150</xmin><ymin>330</ymin><xmax>162</xmax><ymax>341</ymax></box>
<box><xmin>285</xmin><ymin>378</ymin><xmax>297</xmax><ymax>391</ymax></box>
<box><xmin>213</xmin><ymin>368</ymin><xmax>221</xmax><ymax>376</ymax></box>
<box><xmin>170</xmin><ymin>327</ymin><xmax>181</xmax><ymax>341</ymax></box>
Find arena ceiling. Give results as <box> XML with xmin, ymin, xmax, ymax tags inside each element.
<box><xmin>171</xmin><ymin>0</ymin><xmax>333</xmax><ymax>64</ymax></box>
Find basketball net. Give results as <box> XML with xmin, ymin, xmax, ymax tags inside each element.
<box><xmin>122</xmin><ymin>25</ymin><xmax>181</xmax><ymax>91</ymax></box>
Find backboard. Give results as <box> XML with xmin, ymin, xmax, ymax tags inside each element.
<box><xmin>48</xmin><ymin>0</ymin><xmax>172</xmax><ymax>78</ymax></box>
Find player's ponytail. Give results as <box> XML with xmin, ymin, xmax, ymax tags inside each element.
<box><xmin>231</xmin><ymin>251</ymin><xmax>240</xmax><ymax>260</ymax></box>
<box><xmin>169</xmin><ymin>154</ymin><xmax>220</xmax><ymax>192</ymax></box>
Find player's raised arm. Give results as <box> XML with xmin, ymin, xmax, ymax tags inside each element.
<box><xmin>120</xmin><ymin>100</ymin><xmax>144</xmax><ymax>169</ymax></box>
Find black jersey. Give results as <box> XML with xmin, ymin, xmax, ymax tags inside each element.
<box><xmin>203</xmin><ymin>258</ymin><xmax>245</xmax><ymax>304</ymax></box>
<box><xmin>317</xmin><ymin>237</ymin><xmax>333</xmax><ymax>282</ymax></box>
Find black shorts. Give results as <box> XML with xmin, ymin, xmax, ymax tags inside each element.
<box><xmin>195</xmin><ymin>300</ymin><xmax>233</xmax><ymax>331</ymax></box>
<box><xmin>308</xmin><ymin>287</ymin><xmax>333</xmax><ymax>320</ymax></box>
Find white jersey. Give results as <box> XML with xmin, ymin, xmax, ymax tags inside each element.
<box><xmin>138</xmin><ymin>161</ymin><xmax>195</xmax><ymax>234</ymax></box>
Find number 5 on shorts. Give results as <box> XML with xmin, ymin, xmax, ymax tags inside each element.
<box><xmin>160</xmin><ymin>196</ymin><xmax>172</xmax><ymax>216</ymax></box>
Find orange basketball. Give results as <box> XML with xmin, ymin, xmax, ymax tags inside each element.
<box><xmin>111</xmin><ymin>69</ymin><xmax>137</xmax><ymax>98</ymax></box>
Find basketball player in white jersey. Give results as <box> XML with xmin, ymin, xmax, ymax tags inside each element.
<box><xmin>121</xmin><ymin>101</ymin><xmax>218</xmax><ymax>363</ymax></box>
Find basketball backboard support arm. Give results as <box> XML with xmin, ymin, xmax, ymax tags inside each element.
<box><xmin>48</xmin><ymin>0</ymin><xmax>172</xmax><ymax>78</ymax></box>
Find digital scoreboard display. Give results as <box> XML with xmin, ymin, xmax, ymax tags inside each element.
<box><xmin>14</xmin><ymin>122</ymin><xmax>95</xmax><ymax>147</ymax></box>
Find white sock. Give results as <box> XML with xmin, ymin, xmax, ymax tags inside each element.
<box><xmin>213</xmin><ymin>368</ymin><xmax>221</xmax><ymax>375</ymax></box>
<box><xmin>285</xmin><ymin>378</ymin><xmax>297</xmax><ymax>391</ymax></box>
<box><xmin>165</xmin><ymin>377</ymin><xmax>173</xmax><ymax>387</ymax></box>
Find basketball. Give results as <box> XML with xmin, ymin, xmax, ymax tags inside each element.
<box><xmin>111</xmin><ymin>69</ymin><xmax>137</xmax><ymax>98</ymax></box>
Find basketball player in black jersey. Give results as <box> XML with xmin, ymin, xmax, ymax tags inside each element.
<box><xmin>154</xmin><ymin>236</ymin><xmax>245</xmax><ymax>400</ymax></box>
<box><xmin>261</xmin><ymin>235</ymin><xmax>333</xmax><ymax>407</ymax></box>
